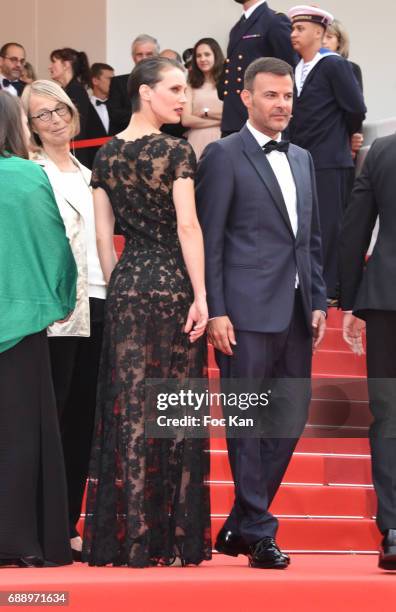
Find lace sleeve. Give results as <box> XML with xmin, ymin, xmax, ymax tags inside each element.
<box><xmin>90</xmin><ymin>144</ymin><xmax>112</xmax><ymax>197</ymax></box>
<box><xmin>172</xmin><ymin>140</ymin><xmax>197</xmax><ymax>180</ymax></box>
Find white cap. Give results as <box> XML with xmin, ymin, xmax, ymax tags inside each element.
<box><xmin>287</xmin><ymin>5</ymin><xmax>334</xmax><ymax>27</ymax></box>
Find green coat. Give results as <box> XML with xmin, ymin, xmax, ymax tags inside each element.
<box><xmin>0</xmin><ymin>155</ymin><xmax>77</xmax><ymax>353</ymax></box>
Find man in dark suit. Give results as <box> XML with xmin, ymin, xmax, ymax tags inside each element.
<box><xmin>287</xmin><ymin>5</ymin><xmax>366</xmax><ymax>302</ymax></box>
<box><xmin>84</xmin><ymin>63</ymin><xmax>114</xmax><ymax>169</ymax></box>
<box><xmin>196</xmin><ymin>57</ymin><xmax>327</xmax><ymax>569</ymax></box>
<box><xmin>107</xmin><ymin>34</ymin><xmax>159</xmax><ymax>133</ymax></box>
<box><xmin>0</xmin><ymin>42</ymin><xmax>26</xmax><ymax>97</ymax></box>
<box><xmin>219</xmin><ymin>1</ymin><xmax>297</xmax><ymax>136</ymax></box>
<box><xmin>339</xmin><ymin>135</ymin><xmax>396</xmax><ymax>571</ymax></box>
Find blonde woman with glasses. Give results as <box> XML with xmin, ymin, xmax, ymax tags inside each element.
<box><xmin>22</xmin><ymin>80</ymin><xmax>107</xmax><ymax>562</ymax></box>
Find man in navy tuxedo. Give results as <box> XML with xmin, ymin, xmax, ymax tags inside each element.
<box><xmin>219</xmin><ymin>1</ymin><xmax>297</xmax><ymax>136</ymax></box>
<box><xmin>196</xmin><ymin>57</ymin><xmax>327</xmax><ymax>569</ymax></box>
<box><xmin>0</xmin><ymin>42</ymin><xmax>26</xmax><ymax>97</ymax></box>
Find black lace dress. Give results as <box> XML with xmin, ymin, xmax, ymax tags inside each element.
<box><xmin>82</xmin><ymin>134</ymin><xmax>211</xmax><ymax>567</ymax></box>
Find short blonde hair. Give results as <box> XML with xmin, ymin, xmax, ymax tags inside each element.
<box><xmin>326</xmin><ymin>19</ymin><xmax>350</xmax><ymax>59</ymax></box>
<box><xmin>21</xmin><ymin>79</ymin><xmax>80</xmax><ymax>145</ymax></box>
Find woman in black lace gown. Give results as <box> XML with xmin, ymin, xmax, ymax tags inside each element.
<box><xmin>82</xmin><ymin>57</ymin><xmax>211</xmax><ymax>567</ymax></box>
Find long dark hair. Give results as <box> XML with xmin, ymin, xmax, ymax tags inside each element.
<box><xmin>188</xmin><ymin>38</ymin><xmax>224</xmax><ymax>88</ymax></box>
<box><xmin>127</xmin><ymin>56</ymin><xmax>183</xmax><ymax>113</ymax></box>
<box><xmin>50</xmin><ymin>47</ymin><xmax>91</xmax><ymax>88</ymax></box>
<box><xmin>0</xmin><ymin>91</ymin><xmax>29</xmax><ymax>159</ymax></box>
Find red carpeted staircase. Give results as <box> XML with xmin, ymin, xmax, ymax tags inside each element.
<box><xmin>209</xmin><ymin>308</ymin><xmax>378</xmax><ymax>553</ymax></box>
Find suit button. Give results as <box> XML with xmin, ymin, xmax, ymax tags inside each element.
<box><xmin>224</xmin><ymin>80</ymin><xmax>229</xmax><ymax>84</ymax></box>
<box><xmin>237</xmin><ymin>66</ymin><xmax>242</xmax><ymax>71</ymax></box>
<box><xmin>238</xmin><ymin>54</ymin><xmax>243</xmax><ymax>59</ymax></box>
<box><xmin>225</xmin><ymin>69</ymin><xmax>230</xmax><ymax>74</ymax></box>
<box><xmin>224</xmin><ymin>91</ymin><xmax>228</xmax><ymax>96</ymax></box>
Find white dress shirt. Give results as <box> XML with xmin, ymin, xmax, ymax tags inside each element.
<box><xmin>0</xmin><ymin>73</ymin><xmax>18</xmax><ymax>96</ymax></box>
<box><xmin>246</xmin><ymin>121</ymin><xmax>298</xmax><ymax>236</ymax></box>
<box><xmin>244</xmin><ymin>0</ymin><xmax>267</xmax><ymax>20</ymax></box>
<box><xmin>90</xmin><ymin>95</ymin><xmax>110</xmax><ymax>133</ymax></box>
<box><xmin>246</xmin><ymin>120</ymin><xmax>299</xmax><ymax>287</ymax></box>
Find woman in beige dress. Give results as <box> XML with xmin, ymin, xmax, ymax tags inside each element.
<box><xmin>182</xmin><ymin>38</ymin><xmax>224</xmax><ymax>160</ymax></box>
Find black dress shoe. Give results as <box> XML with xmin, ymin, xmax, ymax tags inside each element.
<box><xmin>248</xmin><ymin>537</ymin><xmax>289</xmax><ymax>569</ymax></box>
<box><xmin>17</xmin><ymin>557</ymin><xmax>45</xmax><ymax>568</ymax></box>
<box><xmin>215</xmin><ymin>528</ymin><xmax>249</xmax><ymax>557</ymax></box>
<box><xmin>379</xmin><ymin>529</ymin><xmax>396</xmax><ymax>570</ymax></box>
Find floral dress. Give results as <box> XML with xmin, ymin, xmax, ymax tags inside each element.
<box><xmin>82</xmin><ymin>134</ymin><xmax>211</xmax><ymax>567</ymax></box>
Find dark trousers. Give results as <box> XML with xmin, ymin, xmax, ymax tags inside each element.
<box><xmin>48</xmin><ymin>298</ymin><xmax>104</xmax><ymax>538</ymax></box>
<box><xmin>215</xmin><ymin>291</ymin><xmax>312</xmax><ymax>543</ymax></box>
<box><xmin>365</xmin><ymin>310</ymin><xmax>396</xmax><ymax>533</ymax></box>
<box><xmin>0</xmin><ymin>332</ymin><xmax>71</xmax><ymax>564</ymax></box>
<box><xmin>315</xmin><ymin>167</ymin><xmax>355</xmax><ymax>298</ymax></box>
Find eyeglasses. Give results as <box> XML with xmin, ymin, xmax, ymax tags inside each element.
<box><xmin>30</xmin><ymin>104</ymin><xmax>70</xmax><ymax>123</ymax></box>
<box><xmin>2</xmin><ymin>56</ymin><xmax>26</xmax><ymax>66</ymax></box>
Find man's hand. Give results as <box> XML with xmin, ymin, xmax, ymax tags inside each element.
<box><xmin>342</xmin><ymin>312</ymin><xmax>365</xmax><ymax>356</ymax></box>
<box><xmin>351</xmin><ymin>133</ymin><xmax>364</xmax><ymax>159</ymax></box>
<box><xmin>312</xmin><ymin>310</ymin><xmax>326</xmax><ymax>353</ymax></box>
<box><xmin>207</xmin><ymin>316</ymin><xmax>236</xmax><ymax>356</ymax></box>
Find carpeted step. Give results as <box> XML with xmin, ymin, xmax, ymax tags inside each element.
<box><xmin>209</xmin><ymin>450</ymin><xmax>372</xmax><ymax>485</ymax></box>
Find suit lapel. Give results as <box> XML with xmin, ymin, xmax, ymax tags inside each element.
<box><xmin>228</xmin><ymin>3</ymin><xmax>270</xmax><ymax>56</ymax></box>
<box><xmin>286</xmin><ymin>147</ymin><xmax>304</xmax><ymax>241</ymax></box>
<box><xmin>240</xmin><ymin>127</ymin><xmax>294</xmax><ymax>238</ymax></box>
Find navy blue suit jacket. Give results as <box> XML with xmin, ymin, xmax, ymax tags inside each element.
<box><xmin>219</xmin><ymin>2</ymin><xmax>297</xmax><ymax>134</ymax></box>
<box><xmin>196</xmin><ymin>126</ymin><xmax>327</xmax><ymax>333</ymax></box>
<box><xmin>289</xmin><ymin>56</ymin><xmax>366</xmax><ymax>169</ymax></box>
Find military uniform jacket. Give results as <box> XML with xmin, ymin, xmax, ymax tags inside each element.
<box><xmin>289</xmin><ymin>55</ymin><xmax>366</xmax><ymax>169</ymax></box>
<box><xmin>218</xmin><ymin>2</ymin><xmax>297</xmax><ymax>133</ymax></box>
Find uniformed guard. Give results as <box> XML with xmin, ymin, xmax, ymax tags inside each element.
<box><xmin>288</xmin><ymin>5</ymin><xmax>366</xmax><ymax>302</ymax></box>
<box><xmin>219</xmin><ymin>1</ymin><xmax>297</xmax><ymax>136</ymax></box>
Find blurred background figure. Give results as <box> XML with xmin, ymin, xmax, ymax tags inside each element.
<box><xmin>219</xmin><ymin>0</ymin><xmax>297</xmax><ymax>136</ymax></box>
<box><xmin>22</xmin><ymin>80</ymin><xmax>107</xmax><ymax>562</ymax></box>
<box><xmin>160</xmin><ymin>48</ymin><xmax>182</xmax><ymax>63</ymax></box>
<box><xmin>182</xmin><ymin>37</ymin><xmax>224</xmax><ymax>159</ymax></box>
<box><xmin>182</xmin><ymin>48</ymin><xmax>194</xmax><ymax>73</ymax></box>
<box><xmin>108</xmin><ymin>33</ymin><xmax>159</xmax><ymax>133</ymax></box>
<box><xmin>84</xmin><ymin>62</ymin><xmax>115</xmax><ymax>168</ymax></box>
<box><xmin>49</xmin><ymin>47</ymin><xmax>91</xmax><ymax>166</ymax></box>
<box><xmin>288</xmin><ymin>5</ymin><xmax>366</xmax><ymax>304</ymax></box>
<box><xmin>20</xmin><ymin>61</ymin><xmax>37</xmax><ymax>84</ymax></box>
<box><xmin>0</xmin><ymin>42</ymin><xmax>26</xmax><ymax>96</ymax></box>
<box><xmin>323</xmin><ymin>19</ymin><xmax>363</xmax><ymax>90</ymax></box>
<box><xmin>323</xmin><ymin>18</ymin><xmax>364</xmax><ymax>162</ymax></box>
<box><xmin>0</xmin><ymin>90</ymin><xmax>76</xmax><ymax>568</ymax></box>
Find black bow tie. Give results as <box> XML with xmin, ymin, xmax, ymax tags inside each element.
<box><xmin>95</xmin><ymin>99</ymin><xmax>107</xmax><ymax>106</ymax></box>
<box><xmin>2</xmin><ymin>78</ymin><xmax>11</xmax><ymax>87</ymax></box>
<box><xmin>262</xmin><ymin>140</ymin><xmax>289</xmax><ymax>155</ymax></box>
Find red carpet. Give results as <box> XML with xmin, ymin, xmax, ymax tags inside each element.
<box><xmin>4</xmin><ymin>237</ymin><xmax>378</xmax><ymax>608</ymax></box>
<box><xmin>1</xmin><ymin>555</ymin><xmax>395</xmax><ymax>612</ymax></box>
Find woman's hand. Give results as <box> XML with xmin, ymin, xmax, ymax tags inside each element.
<box><xmin>184</xmin><ymin>295</ymin><xmax>208</xmax><ymax>343</ymax></box>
